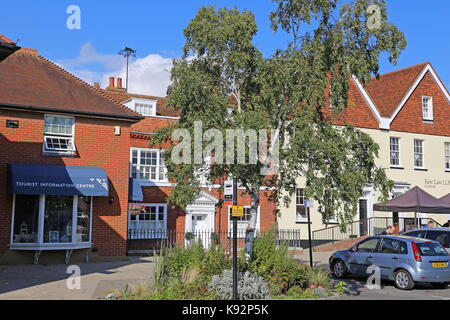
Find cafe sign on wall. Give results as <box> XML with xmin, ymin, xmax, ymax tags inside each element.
<box><xmin>424</xmin><ymin>178</ymin><xmax>450</xmax><ymax>188</ymax></box>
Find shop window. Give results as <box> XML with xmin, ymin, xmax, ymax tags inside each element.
<box><xmin>11</xmin><ymin>195</ymin><xmax>92</xmax><ymax>247</ymax></box>
<box><xmin>12</xmin><ymin>195</ymin><xmax>40</xmax><ymax>243</ymax></box>
<box><xmin>44</xmin><ymin>115</ymin><xmax>75</xmax><ymax>154</ymax></box>
<box><xmin>44</xmin><ymin>195</ymin><xmax>74</xmax><ymax>243</ymax></box>
<box><xmin>77</xmin><ymin>196</ymin><xmax>91</xmax><ymax>242</ymax></box>
<box><xmin>131</xmin><ymin>148</ymin><xmax>167</xmax><ymax>182</ymax></box>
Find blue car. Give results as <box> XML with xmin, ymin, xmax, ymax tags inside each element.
<box><xmin>329</xmin><ymin>235</ymin><xmax>450</xmax><ymax>290</ymax></box>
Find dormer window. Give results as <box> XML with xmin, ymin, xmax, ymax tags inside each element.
<box><xmin>122</xmin><ymin>98</ymin><xmax>157</xmax><ymax>117</ymax></box>
<box><xmin>134</xmin><ymin>102</ymin><xmax>154</xmax><ymax>116</ymax></box>
<box><xmin>422</xmin><ymin>96</ymin><xmax>433</xmax><ymax>121</ymax></box>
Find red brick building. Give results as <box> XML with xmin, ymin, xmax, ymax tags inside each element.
<box><xmin>102</xmin><ymin>78</ymin><xmax>278</xmax><ymax>251</ymax></box>
<box><xmin>0</xmin><ymin>39</ymin><xmax>143</xmax><ymax>264</ymax></box>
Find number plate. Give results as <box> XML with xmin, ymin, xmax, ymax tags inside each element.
<box><xmin>432</xmin><ymin>262</ymin><xmax>447</xmax><ymax>268</ymax></box>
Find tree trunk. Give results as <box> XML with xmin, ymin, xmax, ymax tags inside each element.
<box><xmin>245</xmin><ymin>189</ymin><xmax>260</xmax><ymax>259</ymax></box>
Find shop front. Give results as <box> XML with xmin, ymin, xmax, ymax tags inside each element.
<box><xmin>7</xmin><ymin>163</ymin><xmax>109</xmax><ymax>263</ymax></box>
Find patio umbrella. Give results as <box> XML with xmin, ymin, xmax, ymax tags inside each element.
<box><xmin>440</xmin><ymin>193</ymin><xmax>450</xmax><ymax>204</ymax></box>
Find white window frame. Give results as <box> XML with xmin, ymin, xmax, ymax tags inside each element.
<box><xmin>43</xmin><ymin>114</ymin><xmax>76</xmax><ymax>155</ymax></box>
<box><xmin>228</xmin><ymin>206</ymin><xmax>260</xmax><ymax>238</ymax></box>
<box><xmin>123</xmin><ymin>98</ymin><xmax>157</xmax><ymax>117</ymax></box>
<box><xmin>130</xmin><ymin>148</ymin><xmax>168</xmax><ymax>182</ymax></box>
<box><xmin>414</xmin><ymin>139</ymin><xmax>425</xmax><ymax>169</ymax></box>
<box><xmin>295</xmin><ymin>188</ymin><xmax>307</xmax><ymax>222</ymax></box>
<box><xmin>445</xmin><ymin>142</ymin><xmax>450</xmax><ymax>172</ymax></box>
<box><xmin>390</xmin><ymin>137</ymin><xmax>401</xmax><ymax>167</ymax></box>
<box><xmin>10</xmin><ymin>195</ymin><xmax>93</xmax><ymax>250</ymax></box>
<box><xmin>128</xmin><ymin>203</ymin><xmax>167</xmax><ymax>239</ymax></box>
<box><xmin>422</xmin><ymin>96</ymin><xmax>433</xmax><ymax>121</ymax></box>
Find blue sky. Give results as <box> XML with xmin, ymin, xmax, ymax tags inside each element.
<box><xmin>1</xmin><ymin>0</ymin><xmax>449</xmax><ymax>96</ymax></box>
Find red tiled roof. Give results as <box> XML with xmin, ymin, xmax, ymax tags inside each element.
<box><xmin>0</xmin><ymin>50</ymin><xmax>143</xmax><ymax>121</ymax></box>
<box><xmin>102</xmin><ymin>90</ymin><xmax>180</xmax><ymax>117</ymax></box>
<box><xmin>363</xmin><ymin>62</ymin><xmax>429</xmax><ymax>117</ymax></box>
<box><xmin>0</xmin><ymin>34</ymin><xmax>14</xmax><ymax>44</ymax></box>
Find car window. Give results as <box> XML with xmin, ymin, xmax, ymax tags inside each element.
<box><xmin>416</xmin><ymin>243</ymin><xmax>448</xmax><ymax>256</ymax></box>
<box><xmin>356</xmin><ymin>238</ymin><xmax>379</xmax><ymax>253</ymax></box>
<box><xmin>424</xmin><ymin>231</ymin><xmax>450</xmax><ymax>248</ymax></box>
<box><xmin>380</xmin><ymin>238</ymin><xmax>408</xmax><ymax>254</ymax></box>
<box><xmin>403</xmin><ymin>230</ymin><xmax>427</xmax><ymax>239</ymax></box>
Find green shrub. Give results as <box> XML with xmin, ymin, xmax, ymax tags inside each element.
<box><xmin>249</xmin><ymin>227</ymin><xmax>308</xmax><ymax>294</ymax></box>
<box><xmin>208</xmin><ymin>270</ymin><xmax>270</xmax><ymax>300</ymax></box>
<box><xmin>305</xmin><ymin>267</ymin><xmax>332</xmax><ymax>289</ymax></box>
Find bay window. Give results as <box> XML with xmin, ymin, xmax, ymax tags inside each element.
<box><xmin>11</xmin><ymin>195</ymin><xmax>92</xmax><ymax>247</ymax></box>
<box><xmin>131</xmin><ymin>148</ymin><xmax>167</xmax><ymax>182</ymax></box>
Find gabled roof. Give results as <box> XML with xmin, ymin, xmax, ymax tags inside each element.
<box><xmin>0</xmin><ymin>50</ymin><xmax>143</xmax><ymax>121</ymax></box>
<box><xmin>363</xmin><ymin>62</ymin><xmax>429</xmax><ymax>117</ymax></box>
<box><xmin>0</xmin><ymin>34</ymin><xmax>14</xmax><ymax>44</ymax></box>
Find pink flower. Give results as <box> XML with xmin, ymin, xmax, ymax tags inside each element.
<box><xmin>310</xmin><ymin>285</ymin><xmax>316</xmax><ymax>289</ymax></box>
<box><xmin>318</xmin><ymin>286</ymin><xmax>324</xmax><ymax>289</ymax></box>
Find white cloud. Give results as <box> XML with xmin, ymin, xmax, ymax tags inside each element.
<box><xmin>57</xmin><ymin>42</ymin><xmax>173</xmax><ymax>97</ymax></box>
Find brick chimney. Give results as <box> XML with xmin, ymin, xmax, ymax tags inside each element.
<box><xmin>117</xmin><ymin>78</ymin><xmax>123</xmax><ymax>89</ymax></box>
<box><xmin>108</xmin><ymin>77</ymin><xmax>115</xmax><ymax>88</ymax></box>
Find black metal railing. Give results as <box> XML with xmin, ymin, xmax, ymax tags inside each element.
<box><xmin>311</xmin><ymin>217</ymin><xmax>442</xmax><ymax>248</ymax></box>
<box><xmin>127</xmin><ymin>229</ymin><xmax>301</xmax><ymax>254</ymax></box>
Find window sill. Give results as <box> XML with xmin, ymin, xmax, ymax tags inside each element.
<box><xmin>43</xmin><ymin>151</ymin><xmax>76</xmax><ymax>157</ymax></box>
<box><xmin>9</xmin><ymin>242</ymin><xmax>92</xmax><ymax>251</ymax></box>
<box><xmin>422</xmin><ymin>119</ymin><xmax>434</xmax><ymax>123</ymax></box>
<box><xmin>390</xmin><ymin>166</ymin><xmax>404</xmax><ymax>170</ymax></box>
<box><xmin>295</xmin><ymin>220</ymin><xmax>311</xmax><ymax>224</ymax></box>
<box><xmin>414</xmin><ymin>168</ymin><xmax>428</xmax><ymax>171</ymax></box>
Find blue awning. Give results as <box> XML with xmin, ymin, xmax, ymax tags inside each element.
<box><xmin>129</xmin><ymin>178</ymin><xmax>143</xmax><ymax>201</ymax></box>
<box><xmin>8</xmin><ymin>163</ymin><xmax>109</xmax><ymax>196</ymax></box>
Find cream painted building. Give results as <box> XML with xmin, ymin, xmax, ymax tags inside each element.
<box><xmin>278</xmin><ymin>62</ymin><xmax>450</xmax><ymax>245</ymax></box>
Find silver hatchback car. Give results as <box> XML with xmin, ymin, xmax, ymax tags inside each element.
<box><xmin>329</xmin><ymin>235</ymin><xmax>450</xmax><ymax>290</ymax></box>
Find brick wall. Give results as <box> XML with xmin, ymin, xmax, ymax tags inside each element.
<box><xmin>390</xmin><ymin>71</ymin><xmax>450</xmax><ymax>136</ymax></box>
<box><xmin>137</xmin><ymin>185</ymin><xmax>277</xmax><ymax>234</ymax></box>
<box><xmin>0</xmin><ymin>109</ymin><xmax>133</xmax><ymax>257</ymax></box>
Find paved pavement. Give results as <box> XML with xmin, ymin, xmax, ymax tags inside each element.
<box><xmin>2</xmin><ymin>251</ymin><xmax>450</xmax><ymax>300</ymax></box>
<box><xmin>0</xmin><ymin>256</ymin><xmax>156</xmax><ymax>300</ymax></box>
<box><xmin>295</xmin><ymin>250</ymin><xmax>450</xmax><ymax>300</ymax></box>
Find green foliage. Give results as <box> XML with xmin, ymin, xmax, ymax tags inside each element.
<box><xmin>154</xmin><ymin>1</ymin><xmax>406</xmax><ymax>239</ymax></box>
<box><xmin>334</xmin><ymin>281</ymin><xmax>348</xmax><ymax>295</ymax></box>
<box><xmin>306</xmin><ymin>267</ymin><xmax>332</xmax><ymax>289</ymax></box>
<box><xmin>208</xmin><ymin>270</ymin><xmax>270</xmax><ymax>300</ymax></box>
<box><xmin>273</xmin><ymin>287</ymin><xmax>317</xmax><ymax>299</ymax></box>
<box><xmin>249</xmin><ymin>228</ymin><xmax>308</xmax><ymax>294</ymax></box>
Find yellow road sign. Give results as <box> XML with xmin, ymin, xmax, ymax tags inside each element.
<box><xmin>231</xmin><ymin>205</ymin><xmax>244</xmax><ymax>217</ymax></box>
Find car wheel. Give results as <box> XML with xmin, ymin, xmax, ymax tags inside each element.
<box><xmin>394</xmin><ymin>269</ymin><xmax>414</xmax><ymax>290</ymax></box>
<box><xmin>431</xmin><ymin>282</ymin><xmax>449</xmax><ymax>289</ymax></box>
<box><xmin>331</xmin><ymin>259</ymin><xmax>347</xmax><ymax>278</ymax></box>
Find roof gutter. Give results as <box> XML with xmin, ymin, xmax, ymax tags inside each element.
<box><xmin>0</xmin><ymin>103</ymin><xmax>144</xmax><ymax>122</ymax></box>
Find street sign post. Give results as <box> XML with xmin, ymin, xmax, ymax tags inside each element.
<box><xmin>224</xmin><ymin>180</ymin><xmax>233</xmax><ymax>206</ymax></box>
<box><xmin>231</xmin><ymin>205</ymin><xmax>244</xmax><ymax>217</ymax></box>
<box><xmin>232</xmin><ymin>179</ymin><xmax>238</xmax><ymax>300</ymax></box>
<box><xmin>305</xmin><ymin>200</ymin><xmax>313</xmax><ymax>268</ymax></box>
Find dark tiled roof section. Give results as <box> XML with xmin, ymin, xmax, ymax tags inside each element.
<box><xmin>0</xmin><ymin>50</ymin><xmax>143</xmax><ymax>121</ymax></box>
<box><xmin>363</xmin><ymin>62</ymin><xmax>429</xmax><ymax>117</ymax></box>
<box><xmin>102</xmin><ymin>90</ymin><xmax>181</xmax><ymax>117</ymax></box>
